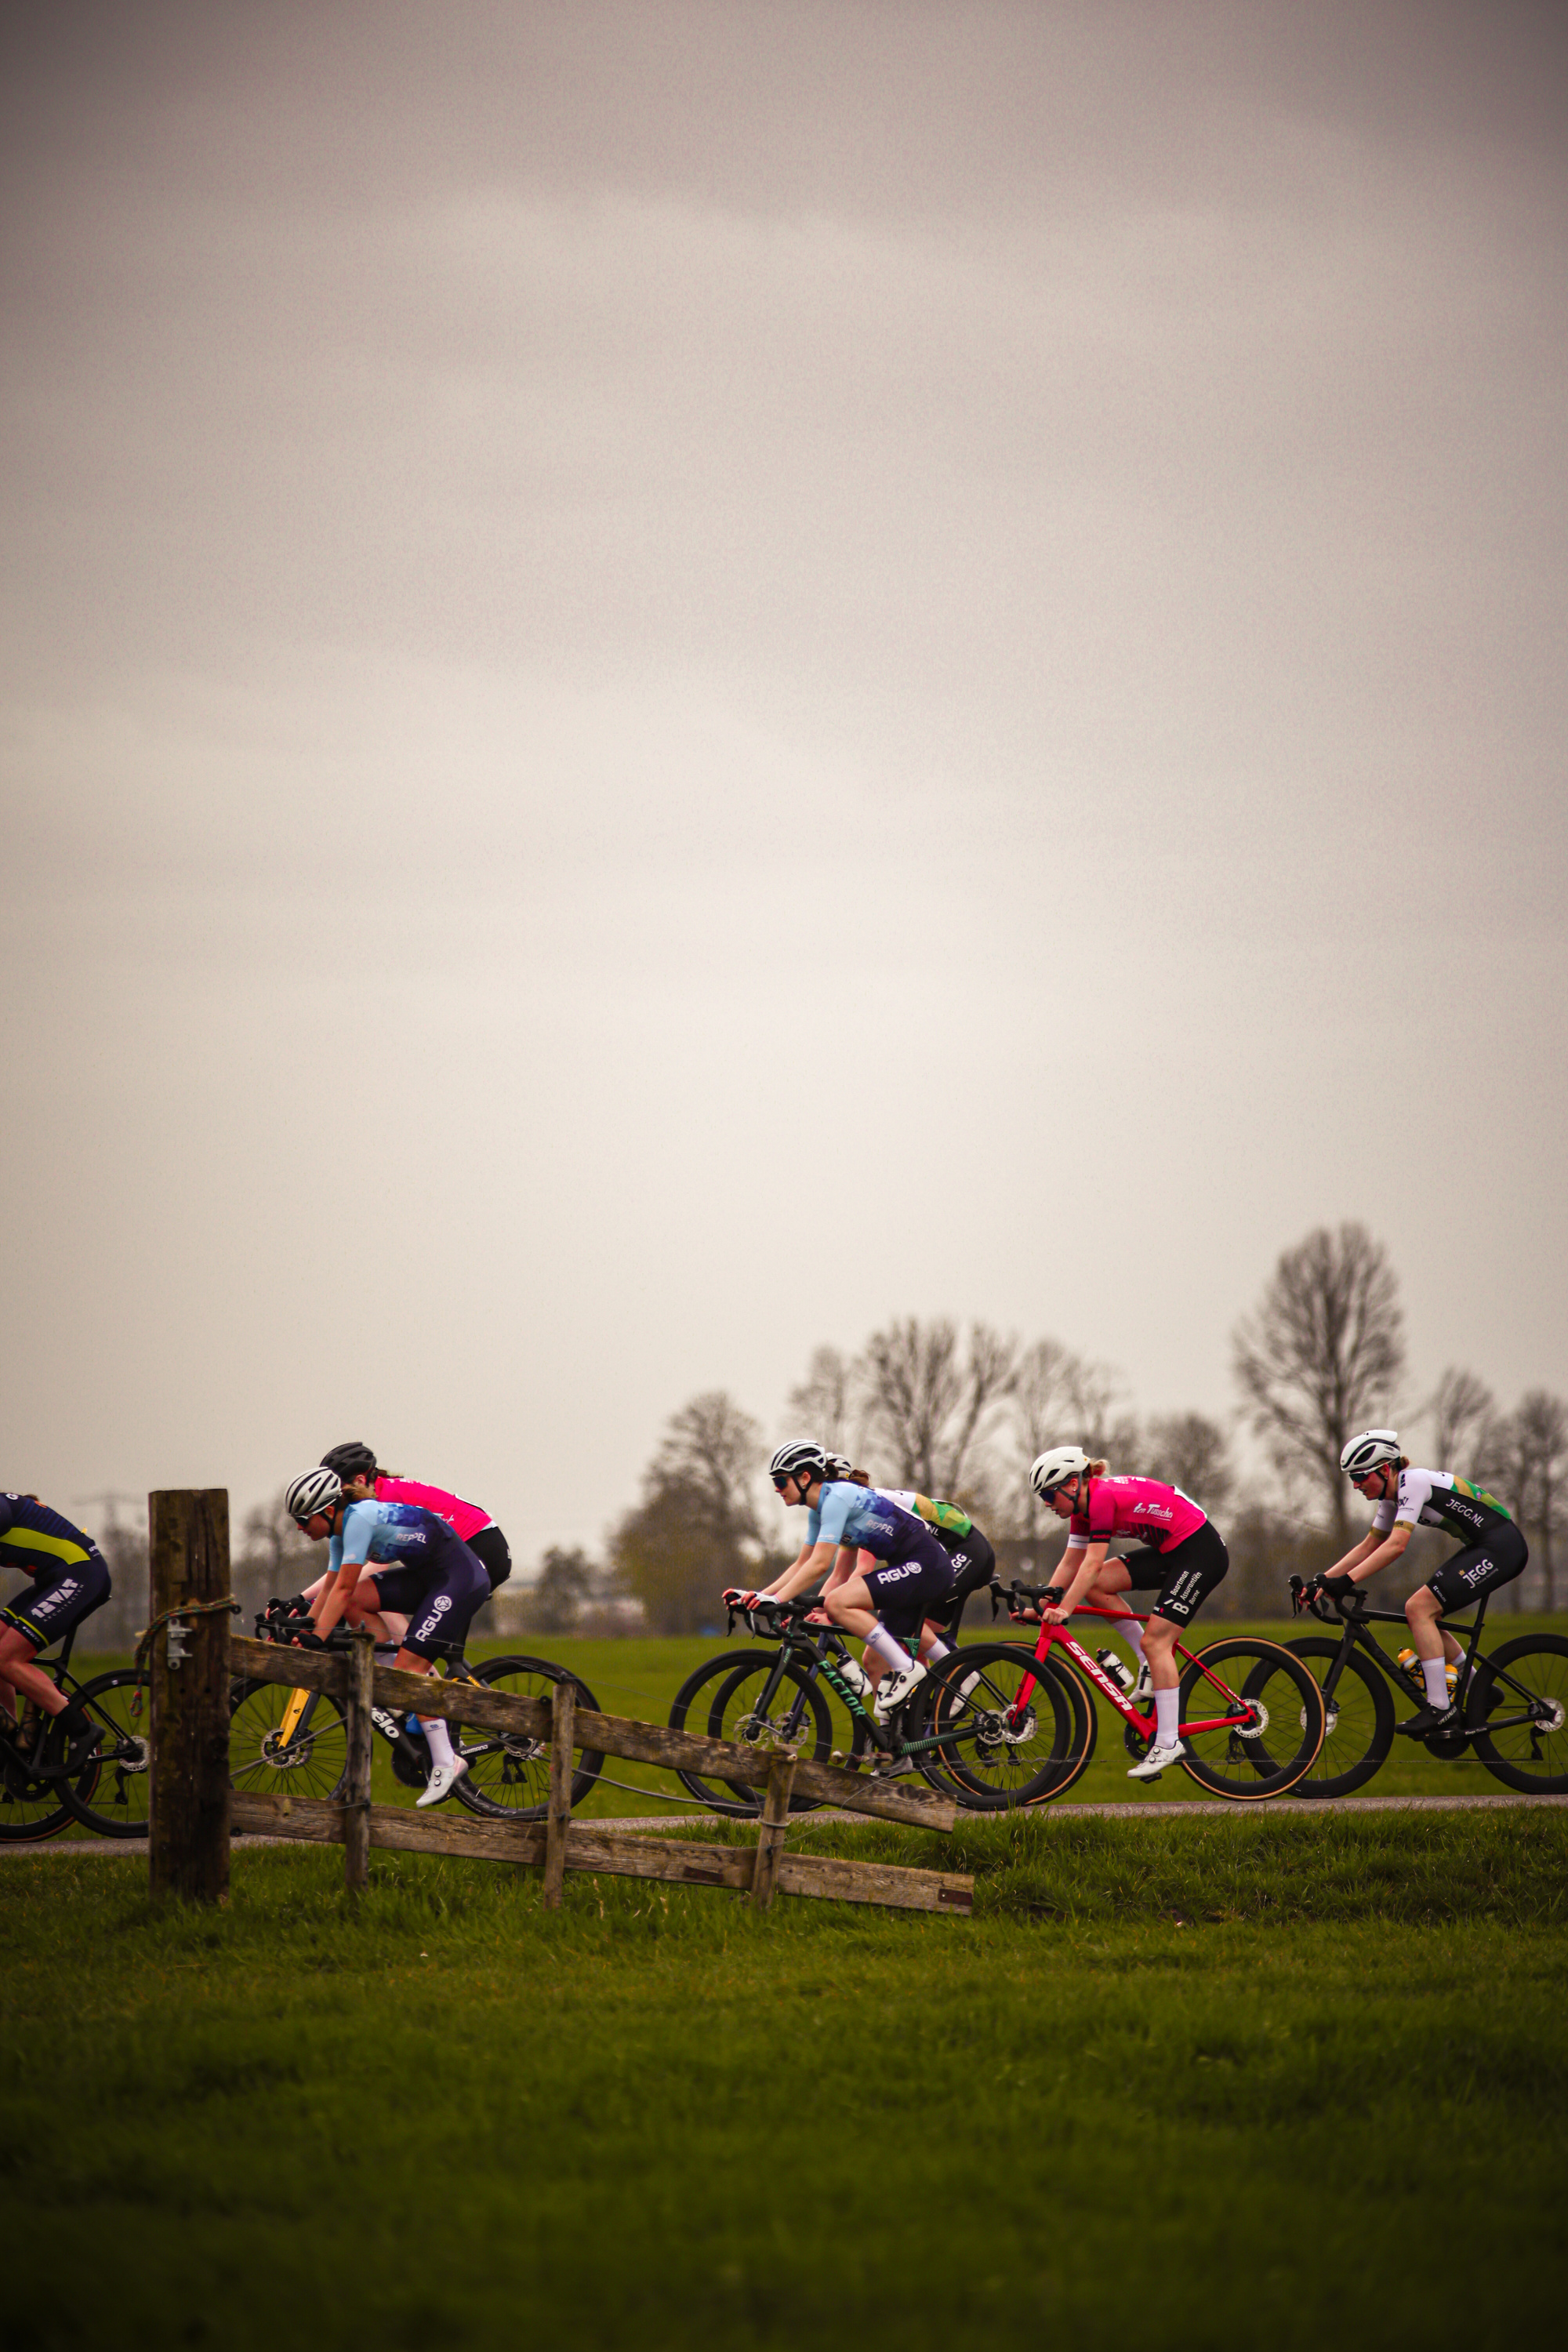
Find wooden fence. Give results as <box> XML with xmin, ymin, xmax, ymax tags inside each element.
<box><xmin>149</xmin><ymin>1490</ymin><xmax>972</xmax><ymax>1918</ymax></box>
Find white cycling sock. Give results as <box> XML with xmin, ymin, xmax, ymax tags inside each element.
<box><xmin>1154</xmin><ymin>1686</ymin><xmax>1180</xmax><ymax>1747</ymax></box>
<box><xmin>421</xmin><ymin>1715</ymin><xmax>456</xmax><ymax>1770</ymax></box>
<box><xmin>1421</xmin><ymin>1657</ymin><xmax>1450</xmax><ymax>1708</ymax></box>
<box><xmin>1120</xmin><ymin>1617</ymin><xmax>1148</xmax><ymax>1664</ymax></box>
<box><xmin>925</xmin><ymin>1636</ymin><xmax>953</xmax><ymax>1661</ymax></box>
<box><xmin>866</xmin><ymin>1625</ymin><xmax>913</xmax><ymax>1675</ymax></box>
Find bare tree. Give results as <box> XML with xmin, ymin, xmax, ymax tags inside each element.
<box><xmin>786</xmin><ymin>1345</ymin><xmax>855</xmax><ymax>1454</ymax></box>
<box><xmin>1496</xmin><ymin>1391</ymin><xmax>1568</xmax><ymax>1613</ymax></box>
<box><xmin>1007</xmin><ymin>1337</ymin><xmax>1083</xmax><ymax>1537</ymax></box>
<box><xmin>854</xmin><ymin>1319</ymin><xmax>1016</xmax><ymax>1502</ymax></box>
<box><xmin>526</xmin><ymin>1545</ymin><xmax>595</xmax><ymax>1634</ymax></box>
<box><xmin>611</xmin><ymin>1392</ymin><xmax>766</xmax><ymax>1635</ymax></box>
<box><xmin>1426</xmin><ymin>1367</ymin><xmax>1497</xmax><ymax>1475</ymax></box>
<box><xmin>1144</xmin><ymin>1413</ymin><xmax>1235</xmax><ymax>1517</ymax></box>
<box><xmin>653</xmin><ymin>1391</ymin><xmax>763</xmax><ymax>1546</ymax></box>
<box><xmin>1232</xmin><ymin>1223</ymin><xmax>1406</xmax><ymax>1541</ymax></box>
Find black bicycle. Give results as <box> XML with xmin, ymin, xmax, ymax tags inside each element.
<box><xmin>0</xmin><ymin>1608</ymin><xmax>152</xmax><ymax>1842</ymax></box>
<box><xmin>228</xmin><ymin>1601</ymin><xmax>606</xmax><ymax>1821</ymax></box>
<box><xmin>667</xmin><ymin>1593</ymin><xmax>1088</xmax><ymax>1815</ymax></box>
<box><xmin>1287</xmin><ymin>1577</ymin><xmax>1568</xmax><ymax>1797</ymax></box>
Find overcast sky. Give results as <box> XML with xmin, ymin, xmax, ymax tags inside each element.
<box><xmin>3</xmin><ymin>0</ymin><xmax>1565</xmax><ymax>1559</ymax></box>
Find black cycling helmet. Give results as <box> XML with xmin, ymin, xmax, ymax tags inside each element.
<box><xmin>321</xmin><ymin>1440</ymin><xmax>378</xmax><ymax>1482</ymax></box>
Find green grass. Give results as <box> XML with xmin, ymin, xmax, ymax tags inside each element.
<box><xmin>5</xmin><ymin>1809</ymin><xmax>1565</xmax><ymax>2349</ymax></box>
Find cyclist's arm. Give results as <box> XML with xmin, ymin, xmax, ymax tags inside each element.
<box><xmin>1323</xmin><ymin>1530</ymin><xmax>1382</xmax><ymax>1579</ymax></box>
<box><xmin>753</xmin><ymin>1537</ymin><xmax>829</xmax><ymax>1601</ymax></box>
<box><xmin>1335</xmin><ymin>1523</ymin><xmax>1412</xmax><ymax>1583</ymax></box>
<box><xmin>310</xmin><ymin>1555</ymin><xmax>364</xmax><ymax>1639</ymax></box>
<box><xmin>769</xmin><ymin>1541</ymin><xmax>840</xmax><ymax>1602</ymax></box>
<box><xmin>1041</xmin><ymin>1541</ymin><xmax>1108</xmax><ymax>1623</ymax></box>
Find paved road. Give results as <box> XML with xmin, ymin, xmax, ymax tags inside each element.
<box><xmin>5</xmin><ymin>1786</ymin><xmax>1564</xmax><ymax>1858</ymax></box>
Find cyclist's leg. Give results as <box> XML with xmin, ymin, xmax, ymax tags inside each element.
<box><xmin>0</xmin><ymin>1554</ymin><xmax>111</xmax><ymax>1721</ymax></box>
<box><xmin>397</xmin><ymin>1541</ymin><xmax>492</xmax><ymax>1798</ymax></box>
<box><xmin>1140</xmin><ymin>1525</ymin><xmax>1229</xmax><ymax>1753</ymax></box>
<box><xmin>466</xmin><ymin>1524</ymin><xmax>513</xmax><ymax>1592</ymax></box>
<box><xmin>1410</xmin><ymin>1530</ymin><xmax>1528</xmax><ymax>1700</ymax></box>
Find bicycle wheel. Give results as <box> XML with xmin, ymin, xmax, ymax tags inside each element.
<box><xmin>0</xmin><ymin>1727</ymin><xmax>76</xmax><ymax>1842</ymax></box>
<box><xmin>58</xmin><ymin>1670</ymin><xmax>154</xmax><ymax>1838</ymax></box>
<box><xmin>456</xmin><ymin>1657</ymin><xmax>605</xmax><ymax>1821</ymax></box>
<box><xmin>924</xmin><ymin>1642</ymin><xmax>1083</xmax><ymax>1809</ymax></box>
<box><xmin>1465</xmin><ymin>1635</ymin><xmax>1568</xmax><ymax>1793</ymax></box>
<box><xmin>1284</xmin><ymin>1637</ymin><xmax>1396</xmax><ymax>1798</ymax></box>
<box><xmin>668</xmin><ymin>1650</ymin><xmax>836</xmax><ymax>1817</ymax></box>
<box><xmin>228</xmin><ymin>1678</ymin><xmax>348</xmax><ymax>1804</ymax></box>
<box><xmin>1178</xmin><ymin>1638</ymin><xmax>1325</xmax><ymax>1799</ymax></box>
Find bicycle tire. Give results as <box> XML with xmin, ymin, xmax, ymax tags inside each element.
<box><xmin>456</xmin><ymin>1657</ymin><xmax>605</xmax><ymax>1821</ymax></box>
<box><xmin>1178</xmin><ymin>1637</ymin><xmax>1325</xmax><ymax>1799</ymax></box>
<box><xmin>1284</xmin><ymin>1636</ymin><xmax>1396</xmax><ymax>1798</ymax></box>
<box><xmin>58</xmin><ymin>1670</ymin><xmax>154</xmax><ymax>1838</ymax></box>
<box><xmin>0</xmin><ymin>1728</ymin><xmax>78</xmax><ymax>1842</ymax></box>
<box><xmin>1465</xmin><ymin>1634</ymin><xmax>1568</xmax><ymax>1794</ymax></box>
<box><xmin>667</xmin><ymin>1650</ymin><xmax>838</xmax><ymax>1817</ymax></box>
<box><xmin>924</xmin><ymin>1642</ymin><xmax>1083</xmax><ymax>1809</ymax></box>
<box><xmin>228</xmin><ymin>1677</ymin><xmax>348</xmax><ymax>1805</ymax></box>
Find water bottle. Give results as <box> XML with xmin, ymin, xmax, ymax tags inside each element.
<box><xmin>836</xmin><ymin>1657</ymin><xmax>873</xmax><ymax>1701</ymax></box>
<box><xmin>1398</xmin><ymin>1650</ymin><xmax>1458</xmax><ymax>1697</ymax></box>
<box><xmin>1095</xmin><ymin>1648</ymin><xmax>1135</xmax><ymax>1697</ymax></box>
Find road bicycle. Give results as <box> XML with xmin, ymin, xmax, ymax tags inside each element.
<box><xmin>940</xmin><ymin>1581</ymin><xmax>1328</xmax><ymax>1803</ymax></box>
<box><xmin>0</xmin><ymin>1608</ymin><xmax>152</xmax><ymax>1843</ymax></box>
<box><xmin>228</xmin><ymin>1600</ymin><xmax>606</xmax><ymax>1820</ymax></box>
<box><xmin>1287</xmin><ymin>1577</ymin><xmax>1568</xmax><ymax>1797</ymax></box>
<box><xmin>667</xmin><ymin>1593</ymin><xmax>1088</xmax><ymax>1815</ymax></box>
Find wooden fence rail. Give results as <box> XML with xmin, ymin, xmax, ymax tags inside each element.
<box><xmin>141</xmin><ymin>1494</ymin><xmax>971</xmax><ymax>1920</ymax></box>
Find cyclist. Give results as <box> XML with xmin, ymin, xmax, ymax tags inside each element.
<box><xmin>284</xmin><ymin>1466</ymin><xmax>491</xmax><ymax>1805</ymax></box>
<box><xmin>1025</xmin><ymin>1447</ymin><xmax>1230</xmax><ymax>1780</ymax></box>
<box><xmin>739</xmin><ymin>1440</ymin><xmax>956</xmax><ymax>1722</ymax></box>
<box><xmin>0</xmin><ymin>1492</ymin><xmax>110</xmax><ymax>1768</ymax></box>
<box><xmin>1307</xmin><ymin>1429</ymin><xmax>1528</xmax><ymax>1737</ymax></box>
<box><xmin>295</xmin><ymin>1443</ymin><xmax>512</xmax><ymax>1649</ymax></box>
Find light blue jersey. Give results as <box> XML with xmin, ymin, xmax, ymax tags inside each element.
<box><xmin>805</xmin><ymin>1482</ymin><xmax>929</xmax><ymax>1564</ymax></box>
<box><xmin>328</xmin><ymin>1498</ymin><xmax>456</xmax><ymax>1576</ymax></box>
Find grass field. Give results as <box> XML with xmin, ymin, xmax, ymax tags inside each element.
<box><xmin>5</xmin><ymin>1804</ymin><xmax>1565</xmax><ymax>2350</ymax></box>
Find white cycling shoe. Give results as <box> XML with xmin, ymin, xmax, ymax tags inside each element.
<box><xmin>1127</xmin><ymin>1740</ymin><xmax>1184</xmax><ymax>1780</ymax></box>
<box><xmin>418</xmin><ymin>1757</ymin><xmax>470</xmax><ymax>1808</ymax></box>
<box><xmin>873</xmin><ymin>1661</ymin><xmax>928</xmax><ymax>1725</ymax></box>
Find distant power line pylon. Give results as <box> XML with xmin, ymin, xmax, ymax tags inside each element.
<box><xmin>71</xmin><ymin>1490</ymin><xmax>145</xmax><ymax>1535</ymax></box>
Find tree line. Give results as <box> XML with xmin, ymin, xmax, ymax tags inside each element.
<box><xmin>52</xmin><ymin>1221</ymin><xmax>1566</xmax><ymax>1644</ymax></box>
<box><xmin>599</xmin><ymin>1222</ymin><xmax>1566</xmax><ymax>1632</ymax></box>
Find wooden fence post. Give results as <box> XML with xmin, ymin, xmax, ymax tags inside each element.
<box><xmin>750</xmin><ymin>1749</ymin><xmax>797</xmax><ymax>1912</ymax></box>
<box><xmin>542</xmin><ymin>1679</ymin><xmax>575</xmax><ymax>1911</ymax></box>
<box><xmin>148</xmin><ymin>1489</ymin><xmax>231</xmax><ymax>1904</ymax></box>
<box><xmin>343</xmin><ymin>1629</ymin><xmax>375</xmax><ymax>1900</ymax></box>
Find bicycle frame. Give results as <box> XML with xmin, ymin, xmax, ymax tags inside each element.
<box><xmin>729</xmin><ymin>1605</ymin><xmax>953</xmax><ymax>1762</ymax></box>
<box><xmin>1002</xmin><ymin>1602</ymin><xmax>1264</xmax><ymax>1740</ymax></box>
<box><xmin>1297</xmin><ymin>1588</ymin><xmax>1550</xmax><ymax>1742</ymax></box>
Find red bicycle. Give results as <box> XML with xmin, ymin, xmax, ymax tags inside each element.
<box><xmin>920</xmin><ymin>1581</ymin><xmax>1327</xmax><ymax>1807</ymax></box>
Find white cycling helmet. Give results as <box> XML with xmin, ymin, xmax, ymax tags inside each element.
<box><xmin>1340</xmin><ymin>1429</ymin><xmax>1402</xmax><ymax>1477</ymax></box>
<box><xmin>1029</xmin><ymin>1445</ymin><xmax>1091</xmax><ymax>1499</ymax></box>
<box><xmin>769</xmin><ymin>1438</ymin><xmax>832</xmax><ymax>1484</ymax></box>
<box><xmin>285</xmin><ymin>1466</ymin><xmax>343</xmax><ymax>1525</ymax></box>
<box><xmin>826</xmin><ymin>1452</ymin><xmax>855</xmax><ymax>1478</ymax></box>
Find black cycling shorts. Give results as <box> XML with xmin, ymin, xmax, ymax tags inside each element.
<box><xmin>1</xmin><ymin>1549</ymin><xmax>111</xmax><ymax>1654</ymax></box>
<box><xmin>930</xmin><ymin>1526</ymin><xmax>996</xmax><ymax>1628</ymax></box>
<box><xmin>862</xmin><ymin>1529</ymin><xmax>957</xmax><ymax>1639</ymax></box>
<box><xmin>1120</xmin><ymin>1519</ymin><xmax>1229</xmax><ymax>1627</ymax></box>
<box><xmin>368</xmin><ymin>1538</ymin><xmax>490</xmax><ymax>1660</ymax></box>
<box><xmin>466</xmin><ymin>1524</ymin><xmax>512</xmax><ymax>1592</ymax></box>
<box><xmin>1427</xmin><ymin>1523</ymin><xmax>1528</xmax><ymax>1614</ymax></box>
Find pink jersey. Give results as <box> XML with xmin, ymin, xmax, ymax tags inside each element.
<box><xmin>373</xmin><ymin>1475</ymin><xmax>492</xmax><ymax>1543</ymax></box>
<box><xmin>1065</xmin><ymin>1475</ymin><xmax>1206</xmax><ymax>1554</ymax></box>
